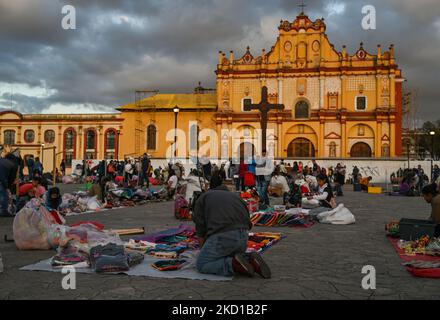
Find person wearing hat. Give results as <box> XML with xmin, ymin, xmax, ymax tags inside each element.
<box><xmin>0</xmin><ymin>152</ymin><xmax>20</xmax><ymax>217</ymax></box>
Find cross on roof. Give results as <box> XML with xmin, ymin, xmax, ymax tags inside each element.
<box><xmin>298</xmin><ymin>0</ymin><xmax>307</xmax><ymax>14</ymax></box>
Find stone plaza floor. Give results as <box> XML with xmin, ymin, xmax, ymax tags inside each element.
<box><xmin>1</xmin><ymin>184</ymin><xmax>440</xmax><ymax>300</ymax></box>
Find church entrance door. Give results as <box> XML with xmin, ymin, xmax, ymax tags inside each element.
<box><xmin>350</xmin><ymin>142</ymin><xmax>372</xmax><ymax>158</ymax></box>
<box><xmin>287</xmin><ymin>138</ymin><xmax>315</xmax><ymax>158</ymax></box>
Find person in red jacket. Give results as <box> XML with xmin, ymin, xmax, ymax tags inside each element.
<box><xmin>238</xmin><ymin>160</ymin><xmax>248</xmax><ymax>192</ymax></box>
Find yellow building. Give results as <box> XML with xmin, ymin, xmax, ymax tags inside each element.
<box><xmin>118</xmin><ymin>12</ymin><xmax>404</xmax><ymax>160</ymax></box>
<box><xmin>0</xmin><ymin>12</ymin><xmax>404</xmax><ymax>172</ymax></box>
<box><xmin>0</xmin><ymin>110</ymin><xmax>123</xmax><ymax>172</ymax></box>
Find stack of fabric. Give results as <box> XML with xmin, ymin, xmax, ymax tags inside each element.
<box><xmin>129</xmin><ymin>225</ymin><xmax>284</xmax><ymax>271</ymax></box>
<box><xmin>240</xmin><ymin>190</ymin><xmax>260</xmax><ymax>213</ymax></box>
<box><xmin>250</xmin><ymin>208</ymin><xmax>314</xmax><ymax>228</ymax></box>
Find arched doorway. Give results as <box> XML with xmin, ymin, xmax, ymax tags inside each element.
<box><xmin>287</xmin><ymin>138</ymin><xmax>315</xmax><ymax>158</ymax></box>
<box><xmin>350</xmin><ymin>142</ymin><xmax>372</xmax><ymax>158</ymax></box>
<box><xmin>238</xmin><ymin>142</ymin><xmax>255</xmax><ymax>161</ymax></box>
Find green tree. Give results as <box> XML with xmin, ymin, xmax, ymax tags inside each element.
<box><xmin>419</xmin><ymin>120</ymin><xmax>440</xmax><ymax>160</ymax></box>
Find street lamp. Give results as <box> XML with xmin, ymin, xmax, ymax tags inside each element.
<box><xmin>173</xmin><ymin>106</ymin><xmax>180</xmax><ymax>161</ymax></box>
<box><xmin>116</xmin><ymin>129</ymin><xmax>121</xmax><ymax>161</ymax></box>
<box><xmin>430</xmin><ymin>131</ymin><xmax>436</xmax><ymax>182</ymax></box>
<box><xmin>407</xmin><ymin>142</ymin><xmax>410</xmax><ymax>170</ymax></box>
<box><xmin>41</xmin><ymin>143</ymin><xmax>45</xmax><ymax>167</ymax></box>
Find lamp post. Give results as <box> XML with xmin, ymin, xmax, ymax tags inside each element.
<box><xmin>116</xmin><ymin>129</ymin><xmax>121</xmax><ymax>161</ymax></box>
<box><xmin>41</xmin><ymin>143</ymin><xmax>45</xmax><ymax>169</ymax></box>
<box><xmin>430</xmin><ymin>131</ymin><xmax>436</xmax><ymax>182</ymax></box>
<box><xmin>407</xmin><ymin>142</ymin><xmax>410</xmax><ymax>170</ymax></box>
<box><xmin>173</xmin><ymin>106</ymin><xmax>180</xmax><ymax>162</ymax></box>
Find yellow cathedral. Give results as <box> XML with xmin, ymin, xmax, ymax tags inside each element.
<box><xmin>118</xmin><ymin>12</ymin><xmax>404</xmax><ymax>160</ymax></box>
<box><xmin>0</xmin><ymin>12</ymin><xmax>404</xmax><ymax>171</ymax></box>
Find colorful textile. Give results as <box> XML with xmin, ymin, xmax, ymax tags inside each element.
<box><xmin>247</xmin><ymin>232</ymin><xmax>284</xmax><ymax>253</ymax></box>
<box><xmin>152</xmin><ymin>260</ymin><xmax>187</xmax><ymax>271</ymax></box>
<box><xmin>90</xmin><ymin>243</ymin><xmax>129</xmax><ymax>273</ymax></box>
<box><xmin>131</xmin><ymin>226</ymin><xmax>285</xmax><ymax>271</ymax></box>
<box><xmin>388</xmin><ymin>236</ymin><xmax>440</xmax><ymax>279</ymax></box>
<box><xmin>250</xmin><ymin>210</ymin><xmax>315</xmax><ymax>228</ymax></box>
<box><xmin>135</xmin><ymin>224</ymin><xmax>195</xmax><ymax>243</ymax></box>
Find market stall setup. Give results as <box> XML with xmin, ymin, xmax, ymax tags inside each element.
<box><xmin>58</xmin><ymin>187</ymin><xmax>169</xmax><ymax>217</ymax></box>
<box><xmin>14</xmin><ymin>201</ymin><xmax>284</xmax><ymax>281</ymax></box>
<box><xmin>386</xmin><ymin>220</ymin><xmax>440</xmax><ymax>278</ymax></box>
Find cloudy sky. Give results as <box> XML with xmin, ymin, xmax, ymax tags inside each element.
<box><xmin>0</xmin><ymin>0</ymin><xmax>438</xmax><ymax>123</ymax></box>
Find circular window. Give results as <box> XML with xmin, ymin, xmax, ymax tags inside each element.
<box><xmin>357</xmin><ymin>49</ymin><xmax>366</xmax><ymax>60</ymax></box>
<box><xmin>284</xmin><ymin>41</ymin><xmax>292</xmax><ymax>53</ymax></box>
<box><xmin>312</xmin><ymin>40</ymin><xmax>320</xmax><ymax>52</ymax></box>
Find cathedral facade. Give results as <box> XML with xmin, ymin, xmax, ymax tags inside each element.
<box><xmin>118</xmin><ymin>12</ymin><xmax>404</xmax><ymax>160</ymax></box>
<box><xmin>0</xmin><ymin>12</ymin><xmax>404</xmax><ymax>171</ymax></box>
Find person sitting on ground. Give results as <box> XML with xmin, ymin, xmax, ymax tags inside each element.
<box><xmin>45</xmin><ymin>187</ymin><xmax>62</xmax><ymax>211</ymax></box>
<box><xmin>194</xmin><ymin>173</ymin><xmax>271</xmax><ymax>278</ymax></box>
<box><xmin>301</xmin><ymin>174</ymin><xmax>335</xmax><ymax>209</ymax></box>
<box><xmin>167</xmin><ymin>169</ymin><xmax>178</xmax><ymax>200</ymax></box>
<box><xmin>268</xmin><ymin>167</ymin><xmax>290</xmax><ymax>198</ymax></box>
<box><xmin>422</xmin><ymin>184</ymin><xmax>440</xmax><ymax>224</ymax></box>
<box><xmin>398</xmin><ymin>177</ymin><xmax>416</xmax><ymax>197</ymax></box>
<box><xmin>16</xmin><ymin>176</ymin><xmax>46</xmax><ymax>211</ymax></box>
<box><xmin>360</xmin><ymin>176</ymin><xmax>373</xmax><ymax>191</ymax></box>
<box><xmin>19</xmin><ymin>176</ymin><xmax>46</xmax><ymax>199</ymax></box>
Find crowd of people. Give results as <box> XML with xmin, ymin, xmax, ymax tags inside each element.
<box><xmin>389</xmin><ymin>165</ymin><xmax>440</xmax><ymax>197</ymax></box>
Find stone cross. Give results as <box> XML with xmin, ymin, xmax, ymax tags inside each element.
<box><xmin>244</xmin><ymin>86</ymin><xmax>285</xmax><ymax>153</ymax></box>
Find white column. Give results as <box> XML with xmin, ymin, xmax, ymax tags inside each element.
<box><xmin>319</xmin><ymin>77</ymin><xmax>325</xmax><ymax>109</ymax></box>
<box><xmin>278</xmin><ymin>78</ymin><xmax>283</xmax><ymax>105</ymax></box>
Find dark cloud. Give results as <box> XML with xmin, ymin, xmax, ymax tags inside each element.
<box><xmin>0</xmin><ymin>0</ymin><xmax>438</xmax><ymax>122</ymax></box>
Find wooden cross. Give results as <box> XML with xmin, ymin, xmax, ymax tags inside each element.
<box><xmin>244</xmin><ymin>86</ymin><xmax>285</xmax><ymax>153</ymax></box>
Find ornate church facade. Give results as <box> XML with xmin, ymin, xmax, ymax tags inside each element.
<box><xmin>0</xmin><ymin>12</ymin><xmax>404</xmax><ymax>171</ymax></box>
<box><xmin>119</xmin><ymin>12</ymin><xmax>404</xmax><ymax>160</ymax></box>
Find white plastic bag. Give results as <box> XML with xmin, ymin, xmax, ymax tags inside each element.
<box><xmin>13</xmin><ymin>199</ymin><xmax>66</xmax><ymax>250</ymax></box>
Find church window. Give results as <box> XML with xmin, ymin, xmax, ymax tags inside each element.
<box><xmin>4</xmin><ymin>130</ymin><xmax>15</xmax><ymax>145</ymax></box>
<box><xmin>295</xmin><ymin>101</ymin><xmax>310</xmax><ymax>119</ymax></box>
<box><xmin>147</xmin><ymin>125</ymin><xmax>157</xmax><ymax>150</ymax></box>
<box><xmin>44</xmin><ymin>130</ymin><xmax>55</xmax><ymax>143</ymax></box>
<box><xmin>356</xmin><ymin>96</ymin><xmax>367</xmax><ymax>111</ymax></box>
<box><xmin>105</xmin><ymin>129</ymin><xmax>117</xmax><ymax>160</ymax></box>
<box><xmin>85</xmin><ymin>129</ymin><xmax>97</xmax><ymax>159</ymax></box>
<box><xmin>242</xmin><ymin>98</ymin><xmax>252</xmax><ymax>111</ymax></box>
<box><xmin>63</xmin><ymin>128</ymin><xmax>76</xmax><ymax>167</ymax></box>
<box><xmin>24</xmin><ymin>130</ymin><xmax>35</xmax><ymax>143</ymax></box>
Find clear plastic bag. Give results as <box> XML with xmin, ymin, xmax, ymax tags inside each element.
<box><xmin>13</xmin><ymin>199</ymin><xmax>65</xmax><ymax>250</ymax></box>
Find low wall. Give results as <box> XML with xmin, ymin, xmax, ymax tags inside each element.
<box><xmin>69</xmin><ymin>158</ymin><xmax>440</xmax><ymax>184</ymax></box>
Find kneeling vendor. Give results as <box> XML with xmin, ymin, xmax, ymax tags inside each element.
<box><xmin>193</xmin><ymin>173</ymin><xmax>271</xmax><ymax>279</ymax></box>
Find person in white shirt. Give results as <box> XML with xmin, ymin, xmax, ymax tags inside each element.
<box><xmin>268</xmin><ymin>167</ymin><xmax>290</xmax><ymax>197</ymax></box>
<box><xmin>167</xmin><ymin>169</ymin><xmax>178</xmax><ymax>200</ymax></box>
<box><xmin>301</xmin><ymin>174</ymin><xmax>335</xmax><ymax>209</ymax></box>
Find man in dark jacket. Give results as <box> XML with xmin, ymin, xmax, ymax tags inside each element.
<box><xmin>140</xmin><ymin>153</ymin><xmax>151</xmax><ymax>187</ymax></box>
<box><xmin>0</xmin><ymin>153</ymin><xmax>19</xmax><ymax>217</ymax></box>
<box><xmin>194</xmin><ymin>175</ymin><xmax>271</xmax><ymax>278</ymax></box>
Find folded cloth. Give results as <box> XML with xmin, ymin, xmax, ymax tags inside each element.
<box><xmin>403</xmin><ymin>260</ymin><xmax>440</xmax><ymax>269</ymax></box>
<box><xmin>127</xmin><ymin>251</ymin><xmax>145</xmax><ymax>267</ymax></box>
<box><xmin>151</xmin><ymin>260</ymin><xmax>187</xmax><ymax>271</ymax></box>
<box><xmin>51</xmin><ymin>252</ymin><xmax>89</xmax><ymax>267</ymax></box>
<box><xmin>90</xmin><ymin>243</ymin><xmax>129</xmax><ymax>273</ymax></box>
